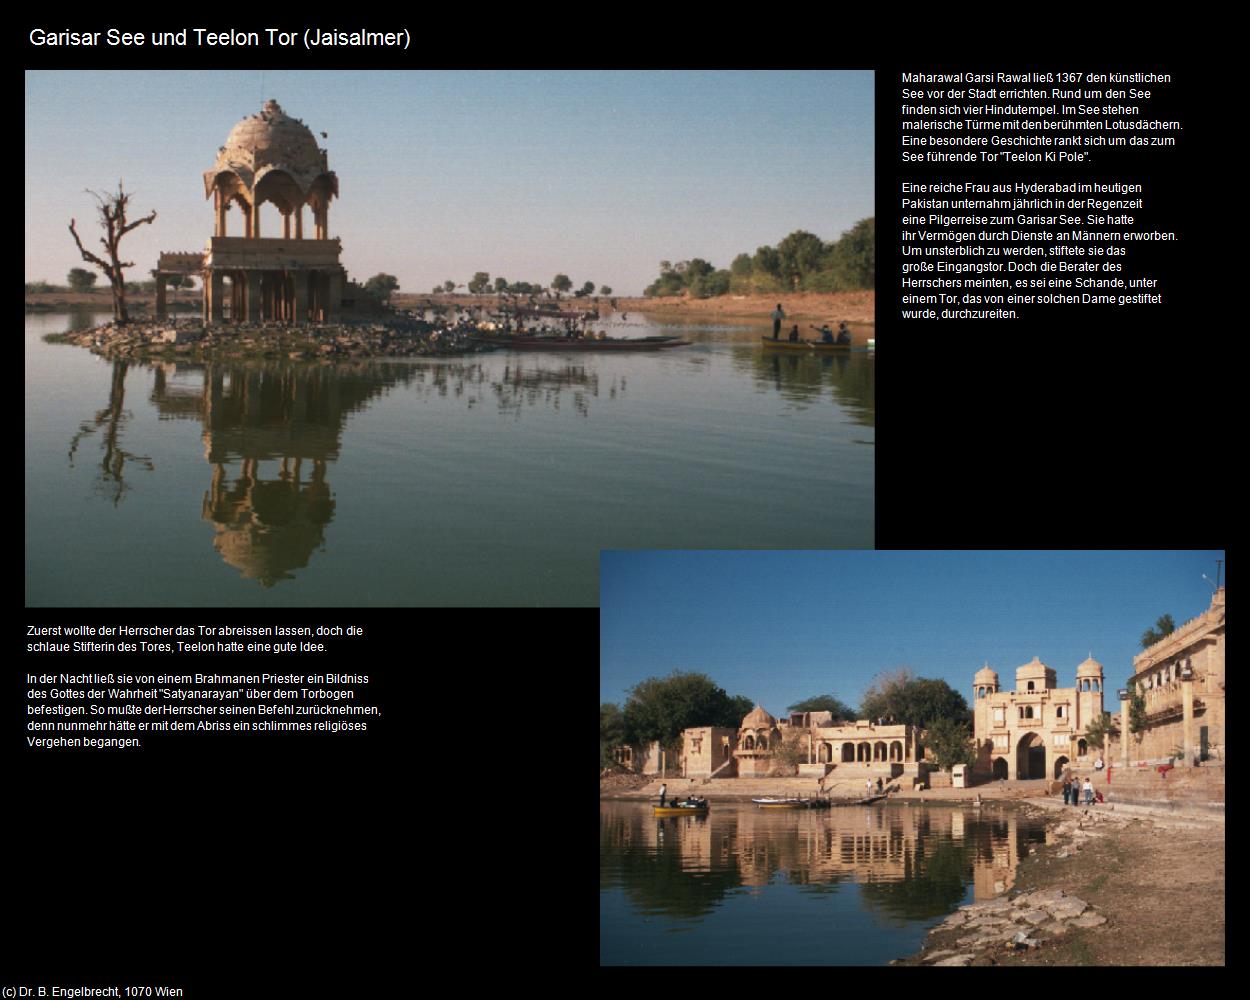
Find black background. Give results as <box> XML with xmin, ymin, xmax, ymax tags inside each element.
<box><xmin>19</xmin><ymin>22</ymin><xmax>1225</xmax><ymax>990</ymax></box>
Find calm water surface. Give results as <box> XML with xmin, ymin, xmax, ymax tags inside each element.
<box><xmin>600</xmin><ymin>801</ymin><xmax>1049</xmax><ymax>965</ymax></box>
<box><xmin>25</xmin><ymin>310</ymin><xmax>873</xmax><ymax>606</ymax></box>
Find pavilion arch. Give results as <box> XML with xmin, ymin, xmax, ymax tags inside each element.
<box><xmin>857</xmin><ymin>742</ymin><xmax>870</xmax><ymax>762</ymax></box>
<box><xmin>842</xmin><ymin>743</ymin><xmax>855</xmax><ymax>763</ymax></box>
<box><xmin>889</xmin><ymin>741</ymin><xmax>903</xmax><ymax>761</ymax></box>
<box><xmin>1078</xmin><ymin>738</ymin><xmax>1088</xmax><ymax>757</ymax></box>
<box><xmin>1053</xmin><ymin>755</ymin><xmax>1070</xmax><ymax>779</ymax></box>
<box><xmin>818</xmin><ymin>742</ymin><xmax>832</xmax><ymax>763</ymax></box>
<box><xmin>992</xmin><ymin>757</ymin><xmax>1009</xmax><ymax>780</ymax></box>
<box><xmin>744</xmin><ymin>734</ymin><xmax>755</xmax><ymax>750</ymax></box>
<box><xmin>873</xmin><ymin>741</ymin><xmax>887</xmax><ymax>762</ymax></box>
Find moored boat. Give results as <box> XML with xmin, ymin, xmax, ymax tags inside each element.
<box><xmin>752</xmin><ymin>797</ymin><xmax>831</xmax><ymax>809</ymax></box>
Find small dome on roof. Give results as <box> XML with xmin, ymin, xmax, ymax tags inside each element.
<box><xmin>1076</xmin><ymin>655</ymin><xmax>1104</xmax><ymax>676</ymax></box>
<box><xmin>1016</xmin><ymin>655</ymin><xmax>1051</xmax><ymax>678</ymax></box>
<box><xmin>741</xmin><ymin>704</ymin><xmax>777</xmax><ymax>729</ymax></box>
<box><xmin>974</xmin><ymin>664</ymin><xmax>999</xmax><ymax>684</ymax></box>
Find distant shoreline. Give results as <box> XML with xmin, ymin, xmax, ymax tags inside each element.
<box><xmin>28</xmin><ymin>289</ymin><xmax>876</xmax><ymax>329</ymax></box>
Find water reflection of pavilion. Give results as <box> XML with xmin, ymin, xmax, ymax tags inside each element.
<box><xmin>149</xmin><ymin>361</ymin><xmax>416</xmax><ymax>586</ymax></box>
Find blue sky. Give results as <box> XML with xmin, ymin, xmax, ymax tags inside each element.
<box><xmin>600</xmin><ymin>551</ymin><xmax>1225</xmax><ymax>714</ymax></box>
<box><xmin>25</xmin><ymin>70</ymin><xmax>873</xmax><ymax>295</ymax></box>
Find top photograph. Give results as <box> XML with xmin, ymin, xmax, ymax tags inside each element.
<box><xmin>25</xmin><ymin>70</ymin><xmax>875</xmax><ymax>607</ymax></box>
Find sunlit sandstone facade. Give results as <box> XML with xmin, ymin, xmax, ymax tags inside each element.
<box><xmin>157</xmin><ymin>100</ymin><xmax>345</xmax><ymax>324</ymax></box>
<box><xmin>972</xmin><ymin>656</ymin><xmax>1105</xmax><ymax>781</ymax></box>
<box><xmin>1117</xmin><ymin>587</ymin><xmax>1225</xmax><ymax>764</ymax></box>
<box><xmin>681</xmin><ymin>706</ymin><xmax>922</xmax><ymax>780</ymax></box>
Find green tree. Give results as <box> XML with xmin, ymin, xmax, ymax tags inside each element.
<box><xmin>494</xmin><ymin>276</ymin><xmax>508</xmax><ymax>293</ymax></box>
<box><xmin>1140</xmin><ymin>613</ymin><xmax>1176</xmax><ymax>649</ymax></box>
<box><xmin>551</xmin><ymin>273</ymin><xmax>572</xmax><ymax>294</ymax></box>
<box><xmin>579</xmin><ymin>280</ymin><xmax>596</xmax><ymax>297</ymax></box>
<box><xmin>859</xmin><ymin>669</ymin><xmax>970</xmax><ymax>730</ymax></box>
<box><xmin>1083</xmin><ymin>711</ymin><xmax>1118</xmax><ymax>753</ymax></box>
<box><xmin>621</xmin><ymin>670</ymin><xmax>749</xmax><ymax>746</ymax></box>
<box><xmin>730</xmin><ymin>253</ymin><xmax>754</xmax><ymax>277</ymax></box>
<box><xmin>752</xmin><ymin>244</ymin><xmax>782</xmax><ymax>279</ymax></box>
<box><xmin>601</xmin><ymin>703</ymin><xmax>626</xmax><ymax>768</ymax></box>
<box><xmin>599</xmin><ymin>285</ymin><xmax>612</xmax><ymax>295</ymax></box>
<box><xmin>468</xmin><ymin>271</ymin><xmax>491</xmax><ymax>294</ymax></box>
<box><xmin>443</xmin><ymin>280</ymin><xmax>456</xmax><ymax>294</ymax></box>
<box><xmin>1127</xmin><ymin>686</ymin><xmax>1148</xmax><ymax>742</ymax></box>
<box><xmin>67</xmin><ymin>267</ymin><xmax>98</xmax><ymax>291</ymax></box>
<box><xmin>363</xmin><ymin>273</ymin><xmax>399</xmax><ymax>302</ymax></box>
<box><xmin>825</xmin><ymin>218</ymin><xmax>875</xmax><ymax>290</ymax></box>
<box><xmin>925</xmin><ymin>716</ymin><xmax>974</xmax><ymax>771</ymax></box>
<box><xmin>786</xmin><ymin>694</ymin><xmax>856</xmax><ymax>721</ymax></box>
<box><xmin>776</xmin><ymin>230</ymin><xmax>826</xmax><ymax>289</ymax></box>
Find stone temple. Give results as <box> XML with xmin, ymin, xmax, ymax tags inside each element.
<box><xmin>157</xmin><ymin>100</ymin><xmax>347</xmax><ymax>324</ymax></box>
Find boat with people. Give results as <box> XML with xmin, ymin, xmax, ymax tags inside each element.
<box><xmin>653</xmin><ymin>801</ymin><xmax>710</xmax><ymax>815</ymax></box>
<box><xmin>760</xmin><ymin>337</ymin><xmax>866</xmax><ymax>352</ymax></box>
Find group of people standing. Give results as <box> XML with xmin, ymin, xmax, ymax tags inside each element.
<box><xmin>1062</xmin><ymin>773</ymin><xmax>1097</xmax><ymax>806</ymax></box>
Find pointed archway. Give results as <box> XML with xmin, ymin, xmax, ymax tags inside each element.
<box><xmin>1016</xmin><ymin>731</ymin><xmax>1046</xmax><ymax>779</ymax></box>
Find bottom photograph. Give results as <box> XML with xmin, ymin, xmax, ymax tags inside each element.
<box><xmin>599</xmin><ymin>550</ymin><xmax>1225</xmax><ymax>967</ymax></box>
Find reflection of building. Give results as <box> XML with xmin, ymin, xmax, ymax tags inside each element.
<box><xmin>972</xmin><ymin>656</ymin><xmax>1105</xmax><ymax>780</ymax></box>
<box><xmin>1117</xmin><ymin>588</ymin><xmax>1225</xmax><ymax>764</ymax></box>
<box><xmin>147</xmin><ymin>361</ymin><xmax>416</xmax><ymax>586</ymax></box>
<box><xmin>157</xmin><ymin>99</ymin><xmax>346</xmax><ymax>324</ymax></box>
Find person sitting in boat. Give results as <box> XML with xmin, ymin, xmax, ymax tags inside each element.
<box><xmin>788</xmin><ymin>324</ymin><xmax>800</xmax><ymax>342</ymax></box>
<box><xmin>810</xmin><ymin>323</ymin><xmax>834</xmax><ymax>343</ymax></box>
<box><xmin>836</xmin><ymin>322</ymin><xmax>852</xmax><ymax>345</ymax></box>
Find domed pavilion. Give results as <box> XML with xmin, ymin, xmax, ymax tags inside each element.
<box><xmin>157</xmin><ymin>100</ymin><xmax>347</xmax><ymax>324</ymax></box>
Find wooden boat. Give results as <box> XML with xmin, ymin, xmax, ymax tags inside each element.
<box><xmin>760</xmin><ymin>337</ymin><xmax>859</xmax><ymax>352</ymax></box>
<box><xmin>470</xmin><ymin>333</ymin><xmax>689</xmax><ymax>351</ymax></box>
<box><xmin>653</xmin><ymin>803</ymin><xmax>709</xmax><ymax>815</ymax></box>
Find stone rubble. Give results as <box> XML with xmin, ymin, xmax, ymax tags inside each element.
<box><xmin>45</xmin><ymin>317</ymin><xmax>493</xmax><ymax>362</ymax></box>
<box><xmin>916</xmin><ymin>806</ymin><xmax>1127</xmax><ymax>964</ymax></box>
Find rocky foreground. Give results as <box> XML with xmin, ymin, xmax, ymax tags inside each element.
<box><xmin>45</xmin><ymin>318</ymin><xmax>493</xmax><ymax>362</ymax></box>
<box><xmin>899</xmin><ymin>801</ymin><xmax>1223</xmax><ymax>966</ymax></box>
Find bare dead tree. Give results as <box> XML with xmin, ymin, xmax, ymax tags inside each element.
<box><xmin>68</xmin><ymin>180</ymin><xmax>157</xmax><ymax>325</ymax></box>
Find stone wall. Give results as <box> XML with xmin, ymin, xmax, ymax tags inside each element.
<box><xmin>1104</xmin><ymin>765</ymin><xmax>1224</xmax><ymax>810</ymax></box>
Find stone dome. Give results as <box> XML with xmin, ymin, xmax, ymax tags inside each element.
<box><xmin>204</xmin><ymin>100</ymin><xmax>336</xmax><ymax>201</ymax></box>
<box><xmin>1016</xmin><ymin>655</ymin><xmax>1051</xmax><ymax>679</ymax></box>
<box><xmin>1076</xmin><ymin>655</ymin><xmax>1104</xmax><ymax>676</ymax></box>
<box><xmin>974</xmin><ymin>664</ymin><xmax>999</xmax><ymax>685</ymax></box>
<box><xmin>741</xmin><ymin>705</ymin><xmax>777</xmax><ymax>730</ymax></box>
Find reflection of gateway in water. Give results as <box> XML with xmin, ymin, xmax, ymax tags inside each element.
<box><xmin>149</xmin><ymin>361</ymin><xmax>416</xmax><ymax>586</ymax></box>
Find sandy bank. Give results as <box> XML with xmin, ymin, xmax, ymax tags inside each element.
<box><xmin>897</xmin><ymin>799</ymin><xmax>1224</xmax><ymax>966</ymax></box>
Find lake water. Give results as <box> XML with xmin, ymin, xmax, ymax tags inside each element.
<box><xmin>25</xmin><ymin>310</ymin><xmax>873</xmax><ymax>606</ymax></box>
<box><xmin>600</xmin><ymin>801</ymin><xmax>1049</xmax><ymax>965</ymax></box>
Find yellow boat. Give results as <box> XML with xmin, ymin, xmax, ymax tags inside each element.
<box><xmin>652</xmin><ymin>803</ymin><xmax>709</xmax><ymax>815</ymax></box>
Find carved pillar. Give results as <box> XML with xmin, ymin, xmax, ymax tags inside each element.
<box><xmin>1119</xmin><ymin>692</ymin><xmax>1130</xmax><ymax>769</ymax></box>
<box><xmin>1182</xmin><ymin>676</ymin><xmax>1194</xmax><ymax>766</ymax></box>
<box><xmin>295</xmin><ymin>206</ymin><xmax>303</xmax><ymax>240</ymax></box>
<box><xmin>216</xmin><ymin>190</ymin><xmax>227</xmax><ymax>237</ymax></box>
<box><xmin>155</xmin><ymin>275</ymin><xmax>167</xmax><ymax>320</ymax></box>
<box><xmin>292</xmin><ymin>272</ymin><xmax>309</xmax><ymax>323</ymax></box>
<box><xmin>209</xmin><ymin>271</ymin><xmax>224</xmax><ymax>323</ymax></box>
<box><xmin>251</xmin><ymin>202</ymin><xmax>261</xmax><ymax>239</ymax></box>
<box><xmin>326</xmin><ymin>271</ymin><xmax>343</xmax><ymax>322</ymax></box>
<box><xmin>283</xmin><ymin>212</ymin><xmax>291</xmax><ymax>239</ymax></box>
<box><xmin>246</xmin><ymin>272</ymin><xmax>262</xmax><ymax>323</ymax></box>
